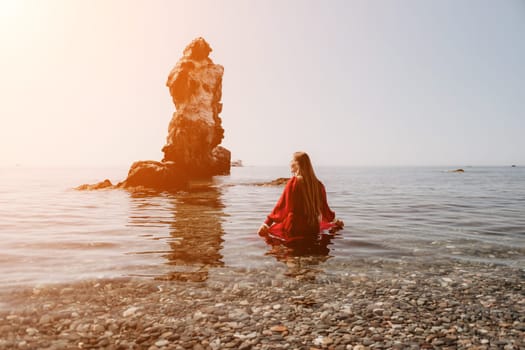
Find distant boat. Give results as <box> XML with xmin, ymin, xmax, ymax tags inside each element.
<box><xmin>231</xmin><ymin>160</ymin><xmax>243</xmax><ymax>167</ymax></box>
<box><xmin>511</xmin><ymin>165</ymin><xmax>517</xmax><ymax>167</ymax></box>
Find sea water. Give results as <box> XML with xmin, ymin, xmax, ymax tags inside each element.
<box><xmin>0</xmin><ymin>166</ymin><xmax>524</xmax><ymax>287</ymax></box>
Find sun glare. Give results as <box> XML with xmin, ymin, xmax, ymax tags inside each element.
<box><xmin>0</xmin><ymin>0</ymin><xmax>23</xmax><ymax>19</ymax></box>
<box><xmin>0</xmin><ymin>0</ymin><xmax>30</xmax><ymax>34</ymax></box>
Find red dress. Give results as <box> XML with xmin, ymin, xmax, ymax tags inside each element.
<box><xmin>264</xmin><ymin>176</ymin><xmax>337</xmax><ymax>243</ymax></box>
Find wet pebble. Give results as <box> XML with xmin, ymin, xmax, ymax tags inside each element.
<box><xmin>0</xmin><ymin>261</ymin><xmax>522</xmax><ymax>350</ymax></box>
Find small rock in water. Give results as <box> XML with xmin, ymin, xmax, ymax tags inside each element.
<box><xmin>193</xmin><ymin>311</ymin><xmax>206</xmax><ymax>320</ymax></box>
<box><xmin>155</xmin><ymin>339</ymin><xmax>169</xmax><ymax>347</ymax></box>
<box><xmin>313</xmin><ymin>335</ymin><xmax>333</xmax><ymax>346</ymax></box>
<box><xmin>270</xmin><ymin>325</ymin><xmax>288</xmax><ymax>332</ymax></box>
<box><xmin>313</xmin><ymin>336</ymin><xmax>324</xmax><ymax>346</ymax></box>
<box><xmin>210</xmin><ymin>339</ymin><xmax>221</xmax><ymax>350</ymax></box>
<box><xmin>122</xmin><ymin>306</ymin><xmax>139</xmax><ymax>317</ymax></box>
<box><xmin>39</xmin><ymin>314</ymin><xmax>52</xmax><ymax>324</ymax></box>
<box><xmin>373</xmin><ymin>308</ymin><xmax>384</xmax><ymax>316</ymax></box>
<box><xmin>25</xmin><ymin>327</ymin><xmax>38</xmax><ymax>336</ymax></box>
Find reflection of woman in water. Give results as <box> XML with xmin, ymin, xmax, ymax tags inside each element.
<box><xmin>258</xmin><ymin>152</ymin><xmax>344</xmax><ymax>243</ymax></box>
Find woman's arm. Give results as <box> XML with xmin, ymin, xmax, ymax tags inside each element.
<box><xmin>320</xmin><ymin>182</ymin><xmax>336</xmax><ymax>223</ymax></box>
<box><xmin>264</xmin><ymin>178</ymin><xmax>295</xmax><ymax>226</ymax></box>
<box><xmin>258</xmin><ymin>178</ymin><xmax>295</xmax><ymax>236</ymax></box>
<box><xmin>320</xmin><ymin>182</ymin><xmax>344</xmax><ymax>228</ymax></box>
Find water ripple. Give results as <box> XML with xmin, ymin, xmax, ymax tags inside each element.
<box><xmin>0</xmin><ymin>166</ymin><xmax>524</xmax><ymax>286</ymax></box>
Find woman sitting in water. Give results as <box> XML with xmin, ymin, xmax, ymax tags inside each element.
<box><xmin>258</xmin><ymin>152</ymin><xmax>344</xmax><ymax>243</ymax></box>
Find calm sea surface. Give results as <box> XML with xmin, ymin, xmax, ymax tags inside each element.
<box><xmin>1</xmin><ymin>166</ymin><xmax>524</xmax><ymax>287</ymax></box>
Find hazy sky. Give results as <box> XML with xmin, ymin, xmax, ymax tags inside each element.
<box><xmin>1</xmin><ymin>0</ymin><xmax>524</xmax><ymax>167</ymax></box>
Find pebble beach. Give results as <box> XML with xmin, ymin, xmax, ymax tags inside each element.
<box><xmin>1</xmin><ymin>258</ymin><xmax>523</xmax><ymax>350</ymax></box>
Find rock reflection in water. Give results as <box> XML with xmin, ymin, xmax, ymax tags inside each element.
<box><xmin>129</xmin><ymin>182</ymin><xmax>225</xmax><ymax>282</ymax></box>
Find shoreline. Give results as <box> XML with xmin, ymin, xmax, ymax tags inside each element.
<box><xmin>1</xmin><ymin>258</ymin><xmax>523</xmax><ymax>350</ymax></box>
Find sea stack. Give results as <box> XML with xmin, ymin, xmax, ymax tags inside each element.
<box><xmin>162</xmin><ymin>37</ymin><xmax>230</xmax><ymax>177</ymax></box>
<box><xmin>76</xmin><ymin>37</ymin><xmax>230</xmax><ymax>192</ymax></box>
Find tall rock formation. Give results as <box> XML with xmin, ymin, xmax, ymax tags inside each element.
<box><xmin>76</xmin><ymin>37</ymin><xmax>230</xmax><ymax>192</ymax></box>
<box><xmin>163</xmin><ymin>37</ymin><xmax>230</xmax><ymax>177</ymax></box>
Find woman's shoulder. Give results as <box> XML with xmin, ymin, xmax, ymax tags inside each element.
<box><xmin>287</xmin><ymin>176</ymin><xmax>302</xmax><ymax>188</ymax></box>
<box><xmin>289</xmin><ymin>176</ymin><xmax>324</xmax><ymax>186</ymax></box>
<box><xmin>288</xmin><ymin>176</ymin><xmax>299</xmax><ymax>185</ymax></box>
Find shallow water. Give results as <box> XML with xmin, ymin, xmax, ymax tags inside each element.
<box><xmin>0</xmin><ymin>165</ymin><xmax>524</xmax><ymax>287</ymax></box>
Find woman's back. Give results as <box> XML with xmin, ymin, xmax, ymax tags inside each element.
<box><xmin>290</xmin><ymin>177</ymin><xmax>320</xmax><ymax>236</ymax></box>
<box><xmin>258</xmin><ymin>152</ymin><xmax>343</xmax><ymax>243</ymax></box>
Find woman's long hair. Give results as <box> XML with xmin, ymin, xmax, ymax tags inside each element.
<box><xmin>294</xmin><ymin>152</ymin><xmax>322</xmax><ymax>225</ymax></box>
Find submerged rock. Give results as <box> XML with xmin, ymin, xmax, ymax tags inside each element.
<box><xmin>254</xmin><ymin>178</ymin><xmax>290</xmax><ymax>186</ymax></box>
<box><xmin>77</xmin><ymin>37</ymin><xmax>230</xmax><ymax>192</ymax></box>
<box><xmin>75</xmin><ymin>179</ymin><xmax>113</xmax><ymax>191</ymax></box>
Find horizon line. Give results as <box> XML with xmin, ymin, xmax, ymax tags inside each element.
<box><xmin>0</xmin><ymin>163</ymin><xmax>521</xmax><ymax>169</ymax></box>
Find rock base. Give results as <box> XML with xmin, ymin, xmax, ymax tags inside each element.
<box><xmin>117</xmin><ymin>161</ymin><xmax>188</xmax><ymax>191</ymax></box>
<box><xmin>76</xmin><ymin>161</ymin><xmax>189</xmax><ymax>192</ymax></box>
